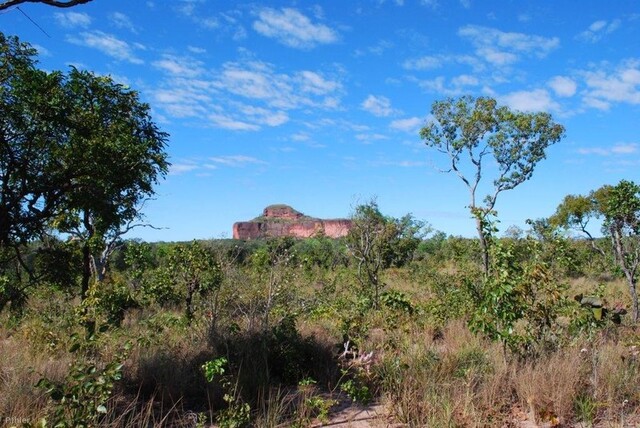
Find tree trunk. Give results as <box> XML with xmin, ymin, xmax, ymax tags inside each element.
<box><xmin>629</xmin><ymin>277</ymin><xmax>638</xmax><ymax>323</ymax></box>
<box><xmin>476</xmin><ymin>215</ymin><xmax>490</xmax><ymax>276</ymax></box>
<box><xmin>80</xmin><ymin>211</ymin><xmax>94</xmax><ymax>301</ymax></box>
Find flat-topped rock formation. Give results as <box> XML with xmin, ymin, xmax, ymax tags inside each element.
<box><xmin>233</xmin><ymin>204</ymin><xmax>352</xmax><ymax>240</ymax></box>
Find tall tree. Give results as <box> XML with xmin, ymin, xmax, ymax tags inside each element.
<box><xmin>0</xmin><ymin>32</ymin><xmax>168</xmax><ymax>308</ymax></box>
<box><xmin>346</xmin><ymin>201</ymin><xmax>425</xmax><ymax>308</ymax></box>
<box><xmin>53</xmin><ymin>68</ymin><xmax>168</xmax><ymax>299</ymax></box>
<box><xmin>552</xmin><ymin>180</ymin><xmax>640</xmax><ymax>322</ymax></box>
<box><xmin>420</xmin><ymin>96</ymin><xmax>565</xmax><ymax>274</ymax></box>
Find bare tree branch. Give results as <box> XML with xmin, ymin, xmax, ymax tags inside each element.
<box><xmin>0</xmin><ymin>0</ymin><xmax>92</xmax><ymax>10</ymax></box>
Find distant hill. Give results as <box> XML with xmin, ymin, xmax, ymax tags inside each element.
<box><xmin>233</xmin><ymin>204</ymin><xmax>352</xmax><ymax>239</ymax></box>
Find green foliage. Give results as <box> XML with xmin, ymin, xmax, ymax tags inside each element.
<box><xmin>0</xmin><ymin>32</ymin><xmax>168</xmax><ymax>310</ymax></box>
<box><xmin>154</xmin><ymin>241</ymin><xmax>223</xmax><ymax>323</ymax></box>
<box><xmin>340</xmin><ymin>376</ymin><xmax>373</xmax><ymax>404</ymax></box>
<box><xmin>202</xmin><ymin>357</ymin><xmax>251</xmax><ymax>428</ymax></box>
<box><xmin>36</xmin><ymin>334</ymin><xmax>131</xmax><ymax>427</ymax></box>
<box><xmin>420</xmin><ymin>95</ymin><xmax>565</xmax><ymax>273</ymax></box>
<box><xmin>552</xmin><ymin>180</ymin><xmax>640</xmax><ymax>322</ymax></box>
<box><xmin>346</xmin><ymin>200</ymin><xmax>426</xmax><ymax>308</ymax></box>
<box><xmin>469</xmin><ymin>236</ymin><xmax>568</xmax><ymax>358</ymax></box>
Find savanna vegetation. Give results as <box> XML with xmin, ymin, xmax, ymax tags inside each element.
<box><xmin>1</xmin><ymin>32</ymin><xmax>640</xmax><ymax>428</ymax></box>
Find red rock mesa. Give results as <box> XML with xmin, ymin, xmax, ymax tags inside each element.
<box><xmin>233</xmin><ymin>204</ymin><xmax>352</xmax><ymax>240</ymax></box>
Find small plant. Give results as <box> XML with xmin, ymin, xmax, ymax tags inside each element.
<box><xmin>340</xmin><ymin>377</ymin><xmax>372</xmax><ymax>404</ymax></box>
<box><xmin>202</xmin><ymin>357</ymin><xmax>251</xmax><ymax>428</ymax></box>
<box><xmin>293</xmin><ymin>378</ymin><xmax>336</xmax><ymax>426</ymax></box>
<box><xmin>36</xmin><ymin>334</ymin><xmax>131</xmax><ymax>427</ymax></box>
<box><xmin>574</xmin><ymin>393</ymin><xmax>597</xmax><ymax>426</ymax></box>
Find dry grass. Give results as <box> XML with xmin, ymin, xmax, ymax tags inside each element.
<box><xmin>0</xmin><ymin>329</ymin><xmax>72</xmax><ymax>421</ymax></box>
<box><xmin>514</xmin><ymin>348</ymin><xmax>586</xmax><ymax>424</ymax></box>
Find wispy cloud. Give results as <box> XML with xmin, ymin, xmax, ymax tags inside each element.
<box><xmin>208</xmin><ymin>114</ymin><xmax>259</xmax><ymax>131</ymax></box>
<box><xmin>577</xmin><ymin>143</ymin><xmax>638</xmax><ymax>156</ymax></box>
<box><xmin>209</xmin><ymin>155</ymin><xmax>266</xmax><ymax>166</ymax></box>
<box><xmin>55</xmin><ymin>11</ymin><xmax>92</xmax><ymax>28</ymax></box>
<box><xmin>361</xmin><ymin>95</ymin><xmax>395</xmax><ymax>117</ymax></box>
<box><xmin>151</xmin><ymin>57</ymin><xmax>342</xmax><ymax>131</ymax></box>
<box><xmin>213</xmin><ymin>61</ymin><xmax>342</xmax><ymax>110</ymax></box>
<box><xmin>500</xmin><ymin>88</ymin><xmax>560</xmax><ymax>112</ymax></box>
<box><xmin>402</xmin><ymin>54</ymin><xmax>482</xmax><ymax>71</ymax></box>
<box><xmin>580</xmin><ymin>59</ymin><xmax>640</xmax><ymax>110</ymax></box>
<box><xmin>577</xmin><ymin>20</ymin><xmax>621</xmax><ymax>43</ymax></box>
<box><xmin>548</xmin><ymin>76</ymin><xmax>577</xmax><ymax>97</ymax></box>
<box><xmin>415</xmin><ymin>74</ymin><xmax>480</xmax><ymax>96</ymax></box>
<box><xmin>152</xmin><ymin>54</ymin><xmax>205</xmax><ymax>78</ymax></box>
<box><xmin>169</xmin><ymin>162</ymin><xmax>199</xmax><ymax>175</ymax></box>
<box><xmin>67</xmin><ymin>31</ymin><xmax>143</xmax><ymax>64</ymax></box>
<box><xmin>109</xmin><ymin>12</ymin><xmax>137</xmax><ymax>33</ymax></box>
<box><xmin>390</xmin><ymin>117</ymin><xmax>423</xmax><ymax>133</ymax></box>
<box><xmin>356</xmin><ymin>133</ymin><xmax>388</xmax><ymax>144</ymax></box>
<box><xmin>458</xmin><ymin>25</ymin><xmax>559</xmax><ymax>66</ymax></box>
<box><xmin>253</xmin><ymin>7</ymin><xmax>339</xmax><ymax>49</ymax></box>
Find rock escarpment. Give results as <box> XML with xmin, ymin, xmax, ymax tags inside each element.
<box><xmin>233</xmin><ymin>204</ymin><xmax>352</xmax><ymax>240</ymax></box>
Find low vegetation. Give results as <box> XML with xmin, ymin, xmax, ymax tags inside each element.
<box><xmin>1</xmin><ymin>32</ymin><xmax>639</xmax><ymax>427</ymax></box>
<box><xmin>2</xmin><ymin>205</ymin><xmax>640</xmax><ymax>427</ymax></box>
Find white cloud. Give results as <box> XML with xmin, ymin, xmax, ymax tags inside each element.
<box><xmin>451</xmin><ymin>74</ymin><xmax>479</xmax><ymax>86</ymax></box>
<box><xmin>402</xmin><ymin>54</ymin><xmax>482</xmax><ymax>71</ymax></box>
<box><xmin>373</xmin><ymin>160</ymin><xmax>429</xmax><ymax>167</ymax></box>
<box><xmin>500</xmin><ymin>89</ymin><xmax>560</xmax><ymax>112</ymax></box>
<box><xmin>611</xmin><ymin>143</ymin><xmax>638</xmax><ymax>154</ymax></box>
<box><xmin>420</xmin><ymin>0</ymin><xmax>439</xmax><ymax>9</ymax></box>
<box><xmin>169</xmin><ymin>162</ymin><xmax>199</xmax><ymax>175</ymax></box>
<box><xmin>208</xmin><ymin>114</ymin><xmax>259</xmax><ymax>131</ymax></box>
<box><xmin>356</xmin><ymin>133</ymin><xmax>388</xmax><ymax>144</ymax></box>
<box><xmin>458</xmin><ymin>25</ymin><xmax>559</xmax><ymax>66</ymax></box>
<box><xmin>239</xmin><ymin>105</ymin><xmax>289</xmax><ymax>126</ymax></box>
<box><xmin>153</xmin><ymin>54</ymin><xmax>204</xmax><ymax>78</ymax></box>
<box><xmin>152</xmin><ymin>58</ymin><xmax>341</xmax><ymax>130</ymax></box>
<box><xmin>253</xmin><ymin>7</ymin><xmax>338</xmax><ymax>49</ymax></box>
<box><xmin>109</xmin><ymin>12</ymin><xmax>137</xmax><ymax>32</ymax></box>
<box><xmin>361</xmin><ymin>95</ymin><xmax>394</xmax><ymax>117</ymax></box>
<box><xmin>577</xmin><ymin>19</ymin><xmax>621</xmax><ymax>43</ymax></box>
<box><xmin>577</xmin><ymin>143</ymin><xmax>638</xmax><ymax>156</ymax></box>
<box><xmin>581</xmin><ymin>59</ymin><xmax>640</xmax><ymax>110</ymax></box>
<box><xmin>416</xmin><ymin>74</ymin><xmax>480</xmax><ymax>96</ymax></box>
<box><xmin>209</xmin><ymin>155</ymin><xmax>266</xmax><ymax>166</ymax></box>
<box><xmin>55</xmin><ymin>11</ymin><xmax>91</xmax><ymax>28</ymax></box>
<box><xmin>213</xmin><ymin>61</ymin><xmax>342</xmax><ymax>110</ymax></box>
<box><xmin>548</xmin><ymin>76</ymin><xmax>577</xmax><ymax>97</ymax></box>
<box><xmin>390</xmin><ymin>117</ymin><xmax>423</xmax><ymax>133</ymax></box>
<box><xmin>297</xmin><ymin>71</ymin><xmax>341</xmax><ymax>94</ymax></box>
<box><xmin>403</xmin><ymin>55</ymin><xmax>443</xmax><ymax>70</ymax></box>
<box><xmin>68</xmin><ymin>31</ymin><xmax>143</xmax><ymax>64</ymax></box>
<box><xmin>291</xmin><ymin>132</ymin><xmax>310</xmax><ymax>142</ymax></box>
<box><xmin>188</xmin><ymin>46</ymin><xmax>206</xmax><ymax>54</ymax></box>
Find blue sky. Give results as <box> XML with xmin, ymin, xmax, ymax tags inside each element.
<box><xmin>3</xmin><ymin>0</ymin><xmax>639</xmax><ymax>241</ymax></box>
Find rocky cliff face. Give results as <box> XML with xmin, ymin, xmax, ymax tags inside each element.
<box><xmin>233</xmin><ymin>205</ymin><xmax>352</xmax><ymax>240</ymax></box>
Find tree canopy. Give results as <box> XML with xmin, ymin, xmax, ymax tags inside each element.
<box><xmin>420</xmin><ymin>96</ymin><xmax>565</xmax><ymax>274</ymax></box>
<box><xmin>552</xmin><ymin>180</ymin><xmax>640</xmax><ymax>321</ymax></box>
<box><xmin>0</xmin><ymin>32</ymin><xmax>168</xmax><ymax>308</ymax></box>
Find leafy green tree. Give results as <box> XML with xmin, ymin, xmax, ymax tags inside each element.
<box><xmin>0</xmin><ymin>33</ymin><xmax>69</xmax><ymax>249</ymax></box>
<box><xmin>346</xmin><ymin>201</ymin><xmax>425</xmax><ymax>308</ymax></box>
<box><xmin>420</xmin><ymin>96</ymin><xmax>565</xmax><ymax>274</ymax></box>
<box><xmin>0</xmin><ymin>33</ymin><xmax>168</xmax><ymax>309</ymax></box>
<box><xmin>156</xmin><ymin>241</ymin><xmax>223</xmax><ymax>324</ymax></box>
<box><xmin>552</xmin><ymin>180</ymin><xmax>640</xmax><ymax>321</ymax></box>
<box><xmin>52</xmin><ymin>67</ymin><xmax>168</xmax><ymax>299</ymax></box>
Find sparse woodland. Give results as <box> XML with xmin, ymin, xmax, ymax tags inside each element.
<box><xmin>2</xmin><ymin>32</ymin><xmax>640</xmax><ymax>427</ymax></box>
